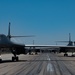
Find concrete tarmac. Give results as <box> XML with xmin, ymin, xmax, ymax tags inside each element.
<box><xmin>0</xmin><ymin>53</ymin><xmax>75</xmax><ymax>75</ymax></box>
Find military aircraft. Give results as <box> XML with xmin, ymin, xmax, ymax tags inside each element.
<box><xmin>55</xmin><ymin>33</ymin><xmax>75</xmax><ymax>56</ymax></box>
<box><xmin>25</xmin><ymin>33</ymin><xmax>75</xmax><ymax>57</ymax></box>
<box><xmin>0</xmin><ymin>22</ymin><xmax>34</xmax><ymax>62</ymax></box>
<box><xmin>0</xmin><ymin>33</ymin><xmax>75</xmax><ymax>62</ymax></box>
<box><xmin>0</xmin><ymin>23</ymin><xmax>75</xmax><ymax>62</ymax></box>
<box><xmin>56</xmin><ymin>33</ymin><xmax>73</xmax><ymax>46</ymax></box>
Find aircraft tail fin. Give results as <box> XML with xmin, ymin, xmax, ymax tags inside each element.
<box><xmin>56</xmin><ymin>33</ymin><xmax>72</xmax><ymax>43</ymax></box>
<box><xmin>7</xmin><ymin>22</ymin><xmax>35</xmax><ymax>40</ymax></box>
<box><xmin>69</xmin><ymin>33</ymin><xmax>71</xmax><ymax>42</ymax></box>
<box><xmin>7</xmin><ymin>22</ymin><xmax>11</xmax><ymax>40</ymax></box>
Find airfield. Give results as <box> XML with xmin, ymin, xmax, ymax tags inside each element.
<box><xmin>0</xmin><ymin>53</ymin><xmax>75</xmax><ymax>75</ymax></box>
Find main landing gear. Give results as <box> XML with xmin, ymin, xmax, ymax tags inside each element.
<box><xmin>0</xmin><ymin>58</ymin><xmax>2</xmax><ymax>63</ymax></box>
<box><xmin>12</xmin><ymin>53</ymin><xmax>19</xmax><ymax>61</ymax></box>
<box><xmin>35</xmin><ymin>52</ymin><xmax>38</xmax><ymax>55</ymax></box>
<box><xmin>64</xmin><ymin>53</ymin><xmax>68</xmax><ymax>56</ymax></box>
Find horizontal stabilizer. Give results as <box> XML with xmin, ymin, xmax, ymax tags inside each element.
<box><xmin>8</xmin><ymin>35</ymin><xmax>35</xmax><ymax>38</ymax></box>
<box><xmin>56</xmin><ymin>41</ymin><xmax>73</xmax><ymax>43</ymax></box>
<box><xmin>7</xmin><ymin>22</ymin><xmax>35</xmax><ymax>40</ymax></box>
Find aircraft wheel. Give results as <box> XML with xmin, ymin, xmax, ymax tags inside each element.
<box><xmin>72</xmin><ymin>55</ymin><xmax>74</xmax><ymax>57</ymax></box>
<box><xmin>35</xmin><ymin>52</ymin><xmax>37</xmax><ymax>55</ymax></box>
<box><xmin>12</xmin><ymin>57</ymin><xmax>15</xmax><ymax>61</ymax></box>
<box><xmin>16</xmin><ymin>57</ymin><xmax>19</xmax><ymax>61</ymax></box>
<box><xmin>12</xmin><ymin>57</ymin><xmax>19</xmax><ymax>61</ymax></box>
<box><xmin>0</xmin><ymin>59</ymin><xmax>2</xmax><ymax>63</ymax></box>
<box><xmin>66</xmin><ymin>54</ymin><xmax>68</xmax><ymax>56</ymax></box>
<box><xmin>64</xmin><ymin>54</ymin><xmax>68</xmax><ymax>56</ymax></box>
<box><xmin>29</xmin><ymin>52</ymin><xmax>31</xmax><ymax>55</ymax></box>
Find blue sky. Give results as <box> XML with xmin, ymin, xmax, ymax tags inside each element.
<box><xmin>0</xmin><ymin>0</ymin><xmax>75</xmax><ymax>45</ymax></box>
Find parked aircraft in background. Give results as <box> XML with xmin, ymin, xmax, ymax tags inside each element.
<box><xmin>56</xmin><ymin>33</ymin><xmax>75</xmax><ymax>56</ymax></box>
<box><xmin>56</xmin><ymin>33</ymin><xmax>74</xmax><ymax>46</ymax></box>
<box><xmin>25</xmin><ymin>33</ymin><xmax>75</xmax><ymax>57</ymax></box>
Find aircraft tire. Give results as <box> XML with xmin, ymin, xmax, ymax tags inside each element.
<box><xmin>16</xmin><ymin>57</ymin><xmax>19</xmax><ymax>61</ymax></box>
<box><xmin>12</xmin><ymin>57</ymin><xmax>15</xmax><ymax>61</ymax></box>
<box><xmin>66</xmin><ymin>54</ymin><xmax>68</xmax><ymax>56</ymax></box>
<box><xmin>12</xmin><ymin>57</ymin><xmax>19</xmax><ymax>61</ymax></box>
<box><xmin>0</xmin><ymin>59</ymin><xmax>2</xmax><ymax>63</ymax></box>
<box><xmin>64</xmin><ymin>54</ymin><xmax>68</xmax><ymax>56</ymax></box>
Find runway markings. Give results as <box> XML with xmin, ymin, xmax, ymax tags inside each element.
<box><xmin>47</xmin><ymin>54</ymin><xmax>54</xmax><ymax>72</ymax></box>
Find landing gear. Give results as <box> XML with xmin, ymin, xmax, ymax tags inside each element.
<box><xmin>0</xmin><ymin>49</ymin><xmax>2</xmax><ymax>63</ymax></box>
<box><xmin>35</xmin><ymin>52</ymin><xmax>38</xmax><ymax>55</ymax></box>
<box><xmin>71</xmin><ymin>55</ymin><xmax>74</xmax><ymax>57</ymax></box>
<box><xmin>29</xmin><ymin>50</ymin><xmax>31</xmax><ymax>55</ymax></box>
<box><xmin>35</xmin><ymin>51</ymin><xmax>38</xmax><ymax>55</ymax></box>
<box><xmin>12</xmin><ymin>53</ymin><xmax>19</xmax><ymax>61</ymax></box>
<box><xmin>29</xmin><ymin>51</ymin><xmax>31</xmax><ymax>55</ymax></box>
<box><xmin>0</xmin><ymin>59</ymin><xmax>2</xmax><ymax>63</ymax></box>
<box><xmin>12</xmin><ymin>56</ymin><xmax>19</xmax><ymax>61</ymax></box>
<box><xmin>64</xmin><ymin>53</ymin><xmax>68</xmax><ymax>56</ymax></box>
<box><xmin>71</xmin><ymin>52</ymin><xmax>74</xmax><ymax>57</ymax></box>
